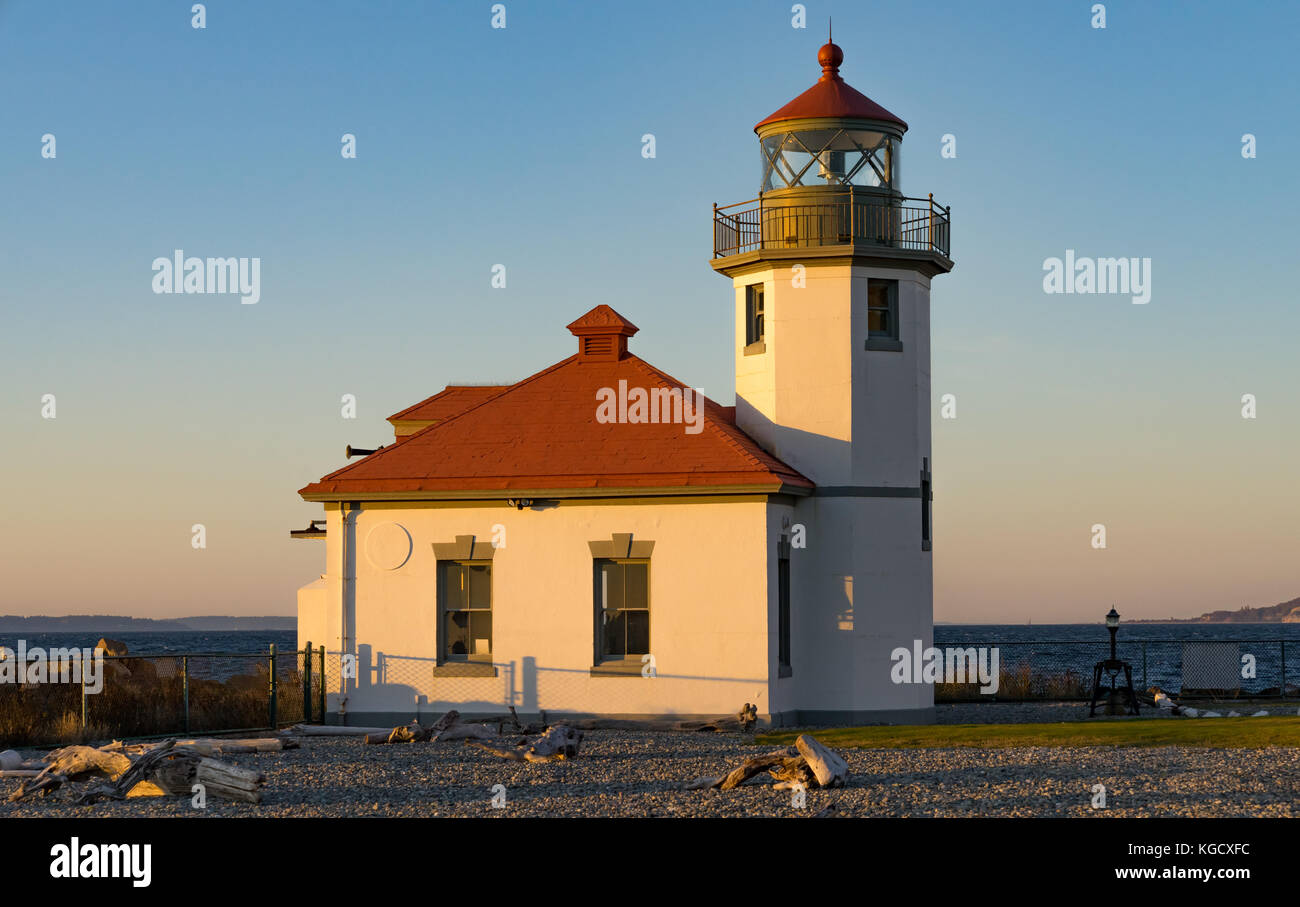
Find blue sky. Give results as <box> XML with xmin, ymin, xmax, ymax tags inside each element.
<box><xmin>2</xmin><ymin>1</ymin><xmax>1297</xmax><ymax>621</ymax></box>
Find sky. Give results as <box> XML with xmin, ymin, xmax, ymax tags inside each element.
<box><xmin>1</xmin><ymin>1</ymin><xmax>1297</xmax><ymax>623</ymax></box>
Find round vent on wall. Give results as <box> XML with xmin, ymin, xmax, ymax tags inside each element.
<box><xmin>365</xmin><ymin>522</ymin><xmax>412</xmax><ymax>570</ymax></box>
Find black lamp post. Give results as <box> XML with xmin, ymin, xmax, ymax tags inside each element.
<box><xmin>1090</xmin><ymin>605</ymin><xmax>1139</xmax><ymax>717</ymax></box>
<box><xmin>1105</xmin><ymin>607</ymin><xmax>1120</xmax><ymax>660</ymax></box>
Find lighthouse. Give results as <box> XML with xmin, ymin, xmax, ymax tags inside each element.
<box><xmin>712</xmin><ymin>39</ymin><xmax>953</xmax><ymax>722</ymax></box>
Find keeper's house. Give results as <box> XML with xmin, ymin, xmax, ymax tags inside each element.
<box><xmin>294</xmin><ymin>40</ymin><xmax>952</xmax><ymax>726</ymax></box>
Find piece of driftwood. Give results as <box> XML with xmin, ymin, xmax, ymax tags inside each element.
<box><xmin>738</xmin><ymin>703</ymin><xmax>758</xmax><ymax>733</ymax></box>
<box><xmin>430</xmin><ymin>710</ymin><xmax>460</xmax><ymax>732</ymax></box>
<box><xmin>687</xmin><ymin>735</ymin><xmax>849</xmax><ymax>793</ymax></box>
<box><xmin>365</xmin><ymin>721</ymin><xmax>438</xmax><ymax>745</ymax></box>
<box><xmin>127</xmin><ymin>737</ymin><xmax>296</xmax><ymax>756</ymax></box>
<box><xmin>9</xmin><ymin>745</ymin><xmax>133</xmax><ymax>801</ymax></box>
<box><xmin>795</xmin><ymin>734</ymin><xmax>849</xmax><ymax>788</ymax></box>
<box><xmin>767</xmin><ymin>756</ymin><xmax>815</xmax><ymax>788</ymax></box>
<box><xmin>73</xmin><ymin>740</ymin><xmax>181</xmax><ymax>804</ymax></box>
<box><xmin>78</xmin><ymin>740</ymin><xmax>265</xmax><ymax>805</ymax></box>
<box><xmin>286</xmin><ymin>724</ymin><xmax>395</xmax><ymax>737</ymax></box>
<box><xmin>470</xmin><ymin>725</ymin><xmax>583</xmax><ymax>763</ymax></box>
<box><xmin>126</xmin><ymin>755</ymin><xmax>263</xmax><ymax>804</ymax></box>
<box><xmin>718</xmin><ymin>748</ymin><xmax>797</xmax><ymax>791</ymax></box>
<box><xmin>432</xmin><ymin>723</ymin><xmax>496</xmax><ymax>742</ymax></box>
<box><xmin>363</xmin><ymin>710</ymin><xmax>523</xmax><ymax>745</ymax></box>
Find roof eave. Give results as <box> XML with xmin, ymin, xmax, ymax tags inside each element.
<box><xmin>298</xmin><ymin>481</ymin><xmax>813</xmax><ymax>504</ymax></box>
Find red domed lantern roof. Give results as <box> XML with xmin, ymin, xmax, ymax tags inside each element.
<box><xmin>755</xmin><ymin>41</ymin><xmax>907</xmax><ymax>133</ymax></box>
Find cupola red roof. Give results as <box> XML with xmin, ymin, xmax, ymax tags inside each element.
<box><xmin>754</xmin><ymin>41</ymin><xmax>907</xmax><ymax>132</ymax></box>
<box><xmin>567</xmin><ymin>305</ymin><xmax>639</xmax><ymax>362</ymax></box>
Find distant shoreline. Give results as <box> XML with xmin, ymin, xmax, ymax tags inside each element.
<box><xmin>0</xmin><ymin>615</ymin><xmax>295</xmax><ymax>632</ymax></box>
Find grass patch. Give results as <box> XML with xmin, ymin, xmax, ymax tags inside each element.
<box><xmin>757</xmin><ymin>716</ymin><xmax>1300</xmax><ymax>749</ymax></box>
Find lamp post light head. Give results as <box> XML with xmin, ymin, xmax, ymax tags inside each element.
<box><xmin>1091</xmin><ymin>606</ymin><xmax>1138</xmax><ymax>717</ymax></box>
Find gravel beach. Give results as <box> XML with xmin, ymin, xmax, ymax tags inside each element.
<box><xmin>4</xmin><ymin>701</ymin><xmax>1298</xmax><ymax>819</ymax></box>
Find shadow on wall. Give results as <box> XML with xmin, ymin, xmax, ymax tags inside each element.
<box><xmin>324</xmin><ymin>648</ymin><xmax>770</xmax><ymax>719</ymax></box>
<box><xmin>735</xmin><ymin>395</ymin><xmax>853</xmax><ymax>484</ymax></box>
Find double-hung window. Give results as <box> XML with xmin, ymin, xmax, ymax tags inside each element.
<box><xmin>595</xmin><ymin>559</ymin><xmax>649</xmax><ymax>662</ymax></box>
<box><xmin>439</xmin><ymin>561</ymin><xmax>492</xmax><ymax>661</ymax></box>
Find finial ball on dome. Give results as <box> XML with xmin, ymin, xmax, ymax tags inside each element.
<box><xmin>818</xmin><ymin>42</ymin><xmax>843</xmax><ymax>75</ymax></box>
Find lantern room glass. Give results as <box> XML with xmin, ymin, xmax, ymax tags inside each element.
<box><xmin>760</xmin><ymin>128</ymin><xmax>901</xmax><ymax>191</ymax></box>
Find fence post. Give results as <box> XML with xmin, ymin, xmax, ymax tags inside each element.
<box><xmin>1281</xmin><ymin>640</ymin><xmax>1287</xmax><ymax>699</ymax></box>
<box><xmin>318</xmin><ymin>645</ymin><xmax>326</xmax><ymax>724</ymax></box>
<box><xmin>303</xmin><ymin>642</ymin><xmax>313</xmax><ymax>723</ymax></box>
<box><xmin>182</xmin><ymin>656</ymin><xmax>190</xmax><ymax>733</ymax></box>
<box><xmin>268</xmin><ymin>643</ymin><xmax>278</xmax><ymax>729</ymax></box>
<box><xmin>80</xmin><ymin>655</ymin><xmax>87</xmax><ymax>731</ymax></box>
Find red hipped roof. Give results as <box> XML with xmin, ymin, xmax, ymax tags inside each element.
<box><xmin>300</xmin><ymin>307</ymin><xmax>812</xmax><ymax>499</ymax></box>
<box><xmin>755</xmin><ymin>42</ymin><xmax>907</xmax><ymax>132</ymax></box>
<box><xmin>389</xmin><ymin>385</ymin><xmax>510</xmax><ymax>426</ymax></box>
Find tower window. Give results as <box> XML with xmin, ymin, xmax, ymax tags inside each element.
<box><xmin>921</xmin><ymin>458</ymin><xmax>932</xmax><ymax>551</ymax></box>
<box><xmin>745</xmin><ymin>283</ymin><xmax>765</xmax><ymax>353</ymax></box>
<box><xmin>866</xmin><ymin>279</ymin><xmax>902</xmax><ymax>351</ymax></box>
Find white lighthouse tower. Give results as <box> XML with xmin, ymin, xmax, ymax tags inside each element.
<box><xmin>712</xmin><ymin>39</ymin><xmax>953</xmax><ymax>723</ymax></box>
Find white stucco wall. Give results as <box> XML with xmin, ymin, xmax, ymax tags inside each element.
<box><xmin>298</xmin><ymin>497</ymin><xmax>774</xmax><ymax>722</ymax></box>
<box><xmin>736</xmin><ymin>260</ymin><xmax>936</xmax><ymax>722</ymax></box>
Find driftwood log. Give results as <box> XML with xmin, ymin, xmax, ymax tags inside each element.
<box><xmin>8</xmin><ymin>745</ymin><xmax>133</xmax><ymax>801</ymax></box>
<box><xmin>111</xmin><ymin>737</ymin><xmax>297</xmax><ymax>756</ymax></box>
<box><xmin>470</xmin><ymin>725</ymin><xmax>583</xmax><ymax>763</ymax></box>
<box><xmin>77</xmin><ymin>740</ymin><xmax>265</xmax><ymax>805</ymax></box>
<box><xmin>795</xmin><ymin>735</ymin><xmax>849</xmax><ymax>788</ymax></box>
<box><xmin>430</xmin><ymin>709</ymin><xmax>460</xmax><ymax>732</ymax></box>
<box><xmin>355</xmin><ymin>709</ymin><xmax>505</xmax><ymax>745</ymax></box>
<box><xmin>718</xmin><ymin>748</ymin><xmax>798</xmax><ymax>791</ymax></box>
<box><xmin>365</xmin><ymin>721</ymin><xmax>434</xmax><ymax>745</ymax></box>
<box><xmin>738</xmin><ymin>703</ymin><xmax>758</xmax><ymax>733</ymax></box>
<box><xmin>5</xmin><ymin>738</ymin><xmax>269</xmax><ymax>806</ymax></box>
<box><xmin>431</xmin><ymin>723</ymin><xmax>496</xmax><ymax>742</ymax></box>
<box><xmin>686</xmin><ymin>735</ymin><xmax>849</xmax><ymax>792</ymax></box>
<box><xmin>286</xmin><ymin>724</ymin><xmax>395</xmax><ymax>737</ymax></box>
<box><xmin>124</xmin><ymin>755</ymin><xmax>264</xmax><ymax>803</ymax></box>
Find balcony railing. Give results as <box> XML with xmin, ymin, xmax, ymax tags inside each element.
<box><xmin>713</xmin><ymin>191</ymin><xmax>950</xmax><ymax>259</ymax></box>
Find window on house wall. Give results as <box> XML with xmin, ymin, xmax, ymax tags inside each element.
<box><xmin>745</xmin><ymin>283</ymin><xmax>765</xmax><ymax>349</ymax></box>
<box><xmin>595</xmin><ymin>559</ymin><xmax>649</xmax><ymax>661</ymax></box>
<box><xmin>921</xmin><ymin>458</ymin><xmax>932</xmax><ymax>551</ymax></box>
<box><xmin>866</xmin><ymin>279</ymin><xmax>901</xmax><ymax>350</ymax></box>
<box><xmin>778</xmin><ymin>544</ymin><xmax>791</xmax><ymax>674</ymax></box>
<box><xmin>439</xmin><ymin>561</ymin><xmax>492</xmax><ymax>661</ymax></box>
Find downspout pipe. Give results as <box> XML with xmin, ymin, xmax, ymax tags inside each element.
<box><xmin>338</xmin><ymin>501</ymin><xmax>359</xmax><ymax>721</ymax></box>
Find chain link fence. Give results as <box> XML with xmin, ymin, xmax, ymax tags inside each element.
<box><xmin>934</xmin><ymin>639</ymin><xmax>1297</xmax><ymax>702</ymax></box>
<box><xmin>0</xmin><ymin>644</ymin><xmax>328</xmax><ymax>747</ymax></box>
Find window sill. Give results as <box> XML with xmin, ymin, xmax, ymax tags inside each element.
<box><xmin>432</xmin><ymin>662</ymin><xmax>498</xmax><ymax>678</ymax></box>
<box><xmin>778</xmin><ymin>664</ymin><xmax>793</xmax><ymax>679</ymax></box>
<box><xmin>589</xmin><ymin>661</ymin><xmax>647</xmax><ymax>677</ymax></box>
<box><xmin>865</xmin><ymin>337</ymin><xmax>903</xmax><ymax>352</ymax></box>
<box><xmin>743</xmin><ymin>340</ymin><xmax>766</xmax><ymax>356</ymax></box>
